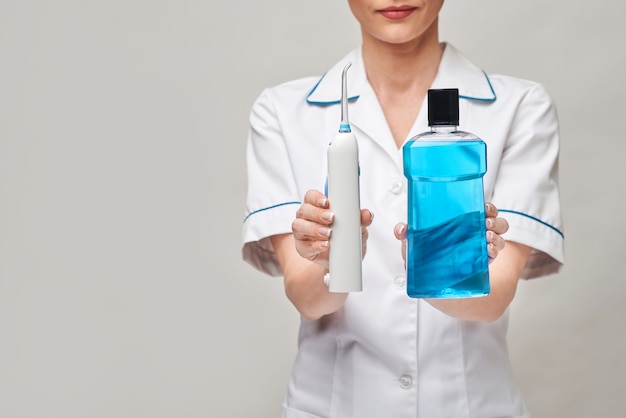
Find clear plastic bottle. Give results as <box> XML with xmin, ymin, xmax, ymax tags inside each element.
<box><xmin>402</xmin><ymin>88</ymin><xmax>490</xmax><ymax>298</ymax></box>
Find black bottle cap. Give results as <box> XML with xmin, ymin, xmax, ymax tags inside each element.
<box><xmin>428</xmin><ymin>88</ymin><xmax>459</xmax><ymax>126</ymax></box>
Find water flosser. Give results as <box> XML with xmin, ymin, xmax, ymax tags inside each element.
<box><xmin>325</xmin><ymin>62</ymin><xmax>363</xmax><ymax>293</ymax></box>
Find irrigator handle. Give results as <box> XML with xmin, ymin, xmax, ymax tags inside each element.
<box><xmin>326</xmin><ymin>62</ymin><xmax>363</xmax><ymax>293</ymax></box>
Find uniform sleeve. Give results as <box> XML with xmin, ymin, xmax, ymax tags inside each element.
<box><xmin>241</xmin><ymin>88</ymin><xmax>301</xmax><ymax>276</ymax></box>
<box><xmin>491</xmin><ymin>83</ymin><xmax>565</xmax><ymax>279</ymax></box>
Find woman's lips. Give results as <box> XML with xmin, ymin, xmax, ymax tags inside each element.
<box><xmin>378</xmin><ymin>6</ymin><xmax>417</xmax><ymax>20</ymax></box>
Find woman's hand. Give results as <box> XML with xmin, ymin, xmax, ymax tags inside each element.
<box><xmin>271</xmin><ymin>189</ymin><xmax>373</xmax><ymax>320</ymax></box>
<box><xmin>393</xmin><ymin>202</ymin><xmax>509</xmax><ymax>264</ymax></box>
<box><xmin>392</xmin><ymin>202</ymin><xmax>530</xmax><ymax>322</ymax></box>
<box><xmin>292</xmin><ymin>189</ymin><xmax>374</xmax><ymax>269</ymax></box>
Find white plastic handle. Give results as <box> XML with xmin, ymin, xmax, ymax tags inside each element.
<box><xmin>326</xmin><ymin>131</ymin><xmax>362</xmax><ymax>292</ymax></box>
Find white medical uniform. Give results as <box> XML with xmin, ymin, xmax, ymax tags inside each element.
<box><xmin>242</xmin><ymin>43</ymin><xmax>564</xmax><ymax>418</ymax></box>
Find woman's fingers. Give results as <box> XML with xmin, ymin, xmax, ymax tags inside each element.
<box><xmin>486</xmin><ymin>229</ymin><xmax>505</xmax><ymax>262</ymax></box>
<box><xmin>394</xmin><ymin>222</ymin><xmax>408</xmax><ymax>266</ymax></box>
<box><xmin>292</xmin><ymin>217</ymin><xmax>332</xmax><ymax>244</ymax></box>
<box><xmin>359</xmin><ymin>209</ymin><xmax>374</xmax><ymax>258</ymax></box>
<box><xmin>485</xmin><ymin>202</ymin><xmax>508</xmax><ymax>263</ymax></box>
<box><xmin>298</xmin><ymin>190</ymin><xmax>335</xmax><ymax>225</ymax></box>
<box><xmin>292</xmin><ymin>190</ymin><xmax>375</xmax><ymax>264</ymax></box>
<box><xmin>394</xmin><ymin>222</ymin><xmax>407</xmax><ymax>240</ymax></box>
<box><xmin>485</xmin><ymin>202</ymin><xmax>509</xmax><ymax>235</ymax></box>
<box><xmin>360</xmin><ymin>209</ymin><xmax>374</xmax><ymax>227</ymax></box>
<box><xmin>485</xmin><ymin>201</ymin><xmax>498</xmax><ymax>218</ymax></box>
<box><xmin>292</xmin><ymin>190</ymin><xmax>334</xmax><ymax>262</ymax></box>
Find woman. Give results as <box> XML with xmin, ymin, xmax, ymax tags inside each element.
<box><xmin>242</xmin><ymin>1</ymin><xmax>564</xmax><ymax>417</ymax></box>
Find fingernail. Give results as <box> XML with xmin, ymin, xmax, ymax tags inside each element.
<box><xmin>485</xmin><ymin>203</ymin><xmax>492</xmax><ymax>212</ymax></box>
<box><xmin>486</xmin><ymin>219</ymin><xmax>494</xmax><ymax>228</ymax></box>
<box><xmin>321</xmin><ymin>240</ymin><xmax>329</xmax><ymax>248</ymax></box>
<box><xmin>395</xmin><ymin>224</ymin><xmax>406</xmax><ymax>236</ymax></box>
<box><xmin>321</xmin><ymin>211</ymin><xmax>335</xmax><ymax>221</ymax></box>
<box><xmin>369</xmin><ymin>210</ymin><xmax>374</xmax><ymax>221</ymax></box>
<box><xmin>319</xmin><ymin>227</ymin><xmax>332</xmax><ymax>237</ymax></box>
<box><xmin>318</xmin><ymin>198</ymin><xmax>328</xmax><ymax>208</ymax></box>
<box><xmin>487</xmin><ymin>231</ymin><xmax>495</xmax><ymax>240</ymax></box>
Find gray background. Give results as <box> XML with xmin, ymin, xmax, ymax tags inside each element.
<box><xmin>0</xmin><ymin>0</ymin><xmax>624</xmax><ymax>417</ymax></box>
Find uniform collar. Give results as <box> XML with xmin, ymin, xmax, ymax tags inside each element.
<box><xmin>306</xmin><ymin>43</ymin><xmax>496</xmax><ymax>105</ymax></box>
<box><xmin>306</xmin><ymin>48</ymin><xmax>365</xmax><ymax>106</ymax></box>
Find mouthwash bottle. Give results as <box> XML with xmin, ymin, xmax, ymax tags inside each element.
<box><xmin>402</xmin><ymin>88</ymin><xmax>490</xmax><ymax>298</ymax></box>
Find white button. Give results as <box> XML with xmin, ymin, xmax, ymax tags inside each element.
<box><xmin>394</xmin><ymin>275</ymin><xmax>406</xmax><ymax>289</ymax></box>
<box><xmin>388</xmin><ymin>178</ymin><xmax>404</xmax><ymax>195</ymax></box>
<box><xmin>399</xmin><ymin>374</ymin><xmax>413</xmax><ymax>389</ymax></box>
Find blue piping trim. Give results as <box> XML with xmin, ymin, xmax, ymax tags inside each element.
<box><xmin>306</xmin><ymin>72</ymin><xmax>360</xmax><ymax>106</ymax></box>
<box><xmin>498</xmin><ymin>209</ymin><xmax>564</xmax><ymax>238</ymax></box>
<box><xmin>459</xmin><ymin>71</ymin><xmax>497</xmax><ymax>102</ymax></box>
<box><xmin>243</xmin><ymin>201</ymin><xmax>301</xmax><ymax>223</ymax></box>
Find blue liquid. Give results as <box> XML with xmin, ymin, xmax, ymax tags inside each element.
<box><xmin>403</xmin><ymin>139</ymin><xmax>489</xmax><ymax>298</ymax></box>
